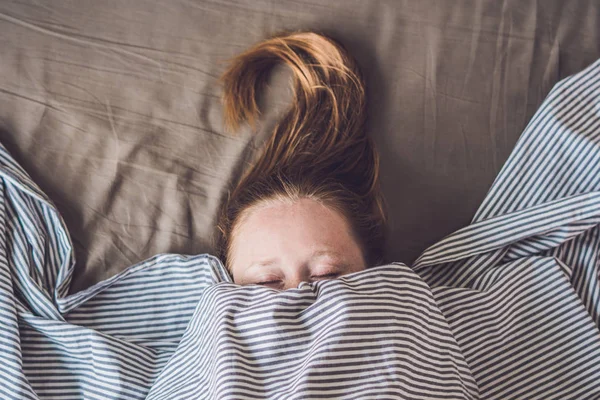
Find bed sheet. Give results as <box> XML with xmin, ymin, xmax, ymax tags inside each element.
<box><xmin>3</xmin><ymin>56</ymin><xmax>600</xmax><ymax>399</ymax></box>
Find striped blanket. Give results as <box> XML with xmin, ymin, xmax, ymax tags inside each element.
<box><xmin>3</xmin><ymin>58</ymin><xmax>600</xmax><ymax>400</ymax></box>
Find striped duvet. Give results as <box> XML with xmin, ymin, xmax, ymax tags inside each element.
<box><xmin>3</xmin><ymin>57</ymin><xmax>600</xmax><ymax>399</ymax></box>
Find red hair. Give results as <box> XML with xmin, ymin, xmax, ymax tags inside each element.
<box><xmin>215</xmin><ymin>30</ymin><xmax>387</xmax><ymax>269</ymax></box>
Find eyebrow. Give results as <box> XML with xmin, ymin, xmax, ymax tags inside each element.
<box><xmin>252</xmin><ymin>259</ymin><xmax>276</xmax><ymax>267</ymax></box>
<box><xmin>244</xmin><ymin>258</ymin><xmax>279</xmax><ymax>273</ymax></box>
<box><xmin>248</xmin><ymin>250</ymin><xmax>344</xmax><ymax>270</ymax></box>
<box><xmin>311</xmin><ymin>250</ymin><xmax>343</xmax><ymax>260</ymax></box>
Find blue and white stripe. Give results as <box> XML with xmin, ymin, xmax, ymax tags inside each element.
<box><xmin>2</xmin><ymin>58</ymin><xmax>600</xmax><ymax>399</ymax></box>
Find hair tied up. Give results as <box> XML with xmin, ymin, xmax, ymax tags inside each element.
<box><xmin>216</xmin><ymin>30</ymin><xmax>387</xmax><ymax>268</ymax></box>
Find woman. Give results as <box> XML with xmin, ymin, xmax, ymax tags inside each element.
<box><xmin>1</xmin><ymin>30</ymin><xmax>600</xmax><ymax>400</ymax></box>
<box><xmin>215</xmin><ymin>31</ymin><xmax>386</xmax><ymax>290</ymax></box>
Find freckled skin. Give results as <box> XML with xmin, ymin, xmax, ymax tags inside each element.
<box><xmin>229</xmin><ymin>198</ymin><xmax>366</xmax><ymax>290</ymax></box>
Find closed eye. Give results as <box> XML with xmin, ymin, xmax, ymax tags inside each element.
<box><xmin>256</xmin><ymin>280</ymin><xmax>282</xmax><ymax>286</ymax></box>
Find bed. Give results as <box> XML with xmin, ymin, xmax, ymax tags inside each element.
<box><xmin>1</xmin><ymin>0</ymin><xmax>599</xmax><ymax>293</ymax></box>
<box><xmin>3</xmin><ymin>2</ymin><xmax>600</xmax><ymax>399</ymax></box>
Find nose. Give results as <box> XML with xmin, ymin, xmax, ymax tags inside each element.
<box><xmin>282</xmin><ymin>278</ymin><xmax>304</xmax><ymax>290</ymax></box>
<box><xmin>282</xmin><ymin>271</ymin><xmax>310</xmax><ymax>290</ymax></box>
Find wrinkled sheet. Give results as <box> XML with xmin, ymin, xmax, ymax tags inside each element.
<box><xmin>1</xmin><ymin>1</ymin><xmax>599</xmax><ymax>292</ymax></box>
<box><xmin>2</xmin><ymin>56</ymin><xmax>600</xmax><ymax>399</ymax></box>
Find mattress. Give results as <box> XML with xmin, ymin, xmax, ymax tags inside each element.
<box><xmin>0</xmin><ymin>0</ymin><xmax>599</xmax><ymax>292</ymax></box>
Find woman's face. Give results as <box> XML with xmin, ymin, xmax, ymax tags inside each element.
<box><xmin>229</xmin><ymin>198</ymin><xmax>366</xmax><ymax>290</ymax></box>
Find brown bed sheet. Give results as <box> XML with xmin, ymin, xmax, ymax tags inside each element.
<box><xmin>0</xmin><ymin>0</ymin><xmax>599</xmax><ymax>293</ymax></box>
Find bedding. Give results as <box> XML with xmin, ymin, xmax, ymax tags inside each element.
<box><xmin>1</xmin><ymin>0</ymin><xmax>599</xmax><ymax>293</ymax></box>
<box><xmin>2</xmin><ymin>56</ymin><xmax>600</xmax><ymax>399</ymax></box>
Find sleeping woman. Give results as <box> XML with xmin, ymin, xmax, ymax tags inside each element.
<box><xmin>215</xmin><ymin>32</ymin><xmax>386</xmax><ymax>290</ymax></box>
<box><xmin>1</xmin><ymin>30</ymin><xmax>600</xmax><ymax>400</ymax></box>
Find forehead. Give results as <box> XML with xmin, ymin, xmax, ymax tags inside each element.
<box><xmin>229</xmin><ymin>198</ymin><xmax>360</xmax><ymax>265</ymax></box>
